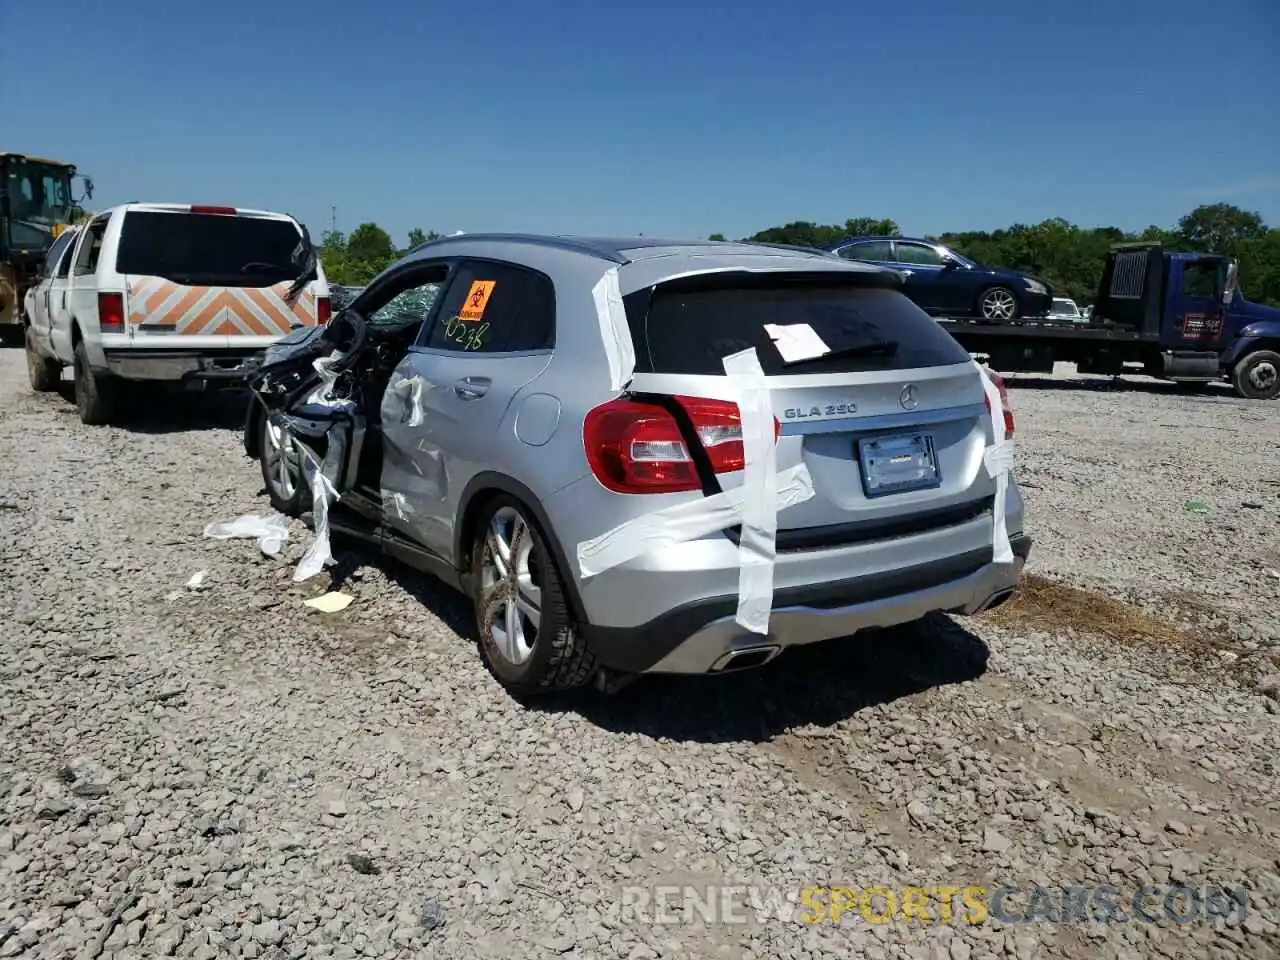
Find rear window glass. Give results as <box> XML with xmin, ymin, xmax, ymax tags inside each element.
<box><xmin>627</xmin><ymin>276</ymin><xmax>973</xmax><ymax>375</ymax></box>
<box><xmin>115</xmin><ymin>211</ymin><xmax>304</xmax><ymax>286</ymax></box>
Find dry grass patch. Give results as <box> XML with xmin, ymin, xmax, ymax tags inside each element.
<box><xmin>983</xmin><ymin>573</ymin><xmax>1196</xmax><ymax>646</ymax></box>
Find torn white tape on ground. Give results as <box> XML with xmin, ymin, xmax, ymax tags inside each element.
<box><xmin>293</xmin><ymin>427</ymin><xmax>346</xmax><ymax>582</ymax></box>
<box><xmin>590</xmin><ymin>267</ymin><xmax>635</xmax><ymax>392</ymax></box>
<box><xmin>203</xmin><ymin>513</ymin><xmax>291</xmax><ymax>557</ymax></box>
<box><xmin>576</xmin><ymin>463</ymin><xmax>814</xmax><ymax>580</ymax></box>
<box><xmin>975</xmin><ymin>363</ymin><xmax>1016</xmax><ymax>564</ymax></box>
<box><xmin>722</xmin><ymin>348</ymin><xmax>778</xmax><ymax>634</ymax></box>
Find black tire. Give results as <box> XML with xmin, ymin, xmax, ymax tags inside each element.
<box><xmin>258</xmin><ymin>414</ymin><xmax>307</xmax><ymax>515</ymax></box>
<box><xmin>977</xmin><ymin>286</ymin><xmax>1020</xmax><ymax>323</ymax></box>
<box><xmin>470</xmin><ymin>495</ymin><xmax>595</xmax><ymax>698</ymax></box>
<box><xmin>73</xmin><ymin>340</ymin><xmax>116</xmax><ymax>425</ymax></box>
<box><xmin>1231</xmin><ymin>349</ymin><xmax>1280</xmax><ymax>401</ymax></box>
<box><xmin>25</xmin><ymin>327</ymin><xmax>62</xmax><ymax>392</ymax></box>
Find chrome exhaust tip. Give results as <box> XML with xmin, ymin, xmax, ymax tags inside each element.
<box><xmin>709</xmin><ymin>645</ymin><xmax>782</xmax><ymax>674</ymax></box>
<box><xmin>978</xmin><ymin>588</ymin><xmax>1016</xmax><ymax>613</ymax></box>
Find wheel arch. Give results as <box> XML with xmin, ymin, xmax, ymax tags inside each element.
<box><xmin>1227</xmin><ymin>336</ymin><xmax>1280</xmax><ymax>371</ymax></box>
<box><xmin>455</xmin><ymin>472</ymin><xmax>589</xmax><ymax>624</ymax></box>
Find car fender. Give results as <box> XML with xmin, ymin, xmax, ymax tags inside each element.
<box><xmin>1225</xmin><ymin>321</ymin><xmax>1280</xmax><ymax>367</ymax></box>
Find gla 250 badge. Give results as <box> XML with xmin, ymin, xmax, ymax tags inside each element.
<box><xmin>783</xmin><ymin>402</ymin><xmax>859</xmax><ymax>420</ymax></box>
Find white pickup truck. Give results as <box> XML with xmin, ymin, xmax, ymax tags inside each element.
<box><xmin>23</xmin><ymin>202</ymin><xmax>330</xmax><ymax>424</ymax></box>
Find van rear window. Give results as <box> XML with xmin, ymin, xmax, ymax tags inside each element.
<box><xmin>115</xmin><ymin>211</ymin><xmax>304</xmax><ymax>286</ymax></box>
<box><xmin>625</xmin><ymin>274</ymin><xmax>973</xmax><ymax>375</ymax></box>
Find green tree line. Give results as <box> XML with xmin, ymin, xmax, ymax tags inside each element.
<box><xmin>317</xmin><ymin>223</ymin><xmax>441</xmax><ymax>286</ymax></box>
<box><xmin>318</xmin><ymin>204</ymin><xmax>1280</xmax><ymax>306</ymax></box>
<box><xmin>715</xmin><ymin>204</ymin><xmax>1280</xmax><ymax>306</ymax></box>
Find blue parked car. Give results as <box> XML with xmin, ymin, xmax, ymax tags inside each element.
<box><xmin>825</xmin><ymin>236</ymin><xmax>1054</xmax><ymax>322</ymax></box>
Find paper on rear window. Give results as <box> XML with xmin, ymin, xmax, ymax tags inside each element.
<box><xmin>115</xmin><ymin>211</ymin><xmax>305</xmax><ymax>287</ymax></box>
<box><xmin>625</xmin><ymin>276</ymin><xmax>973</xmax><ymax>375</ymax></box>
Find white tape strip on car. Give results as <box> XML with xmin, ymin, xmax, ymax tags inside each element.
<box><xmin>388</xmin><ymin>375</ymin><xmax>429</xmax><ymax>427</ymax></box>
<box><xmin>975</xmin><ymin>362</ymin><xmax>1016</xmax><ymax>564</ymax></box>
<box><xmin>576</xmin><ymin>463</ymin><xmax>814</xmax><ymax>579</ymax></box>
<box><xmin>590</xmin><ymin>267</ymin><xmax>636</xmax><ymax>392</ymax></box>
<box><xmin>722</xmin><ymin>348</ymin><xmax>779</xmax><ymax>634</ymax></box>
<box><xmin>293</xmin><ymin>428</ymin><xmax>346</xmax><ymax>582</ymax></box>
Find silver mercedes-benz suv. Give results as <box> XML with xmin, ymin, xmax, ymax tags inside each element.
<box><xmin>244</xmin><ymin>234</ymin><xmax>1030</xmax><ymax>697</ymax></box>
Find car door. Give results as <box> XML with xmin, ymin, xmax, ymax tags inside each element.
<box><xmin>380</xmin><ymin>258</ymin><xmax>556</xmax><ymax>561</ymax></box>
<box><xmin>28</xmin><ymin>230</ymin><xmax>75</xmax><ymax>350</ymax></box>
<box><xmin>46</xmin><ymin>230</ymin><xmax>80</xmax><ymax>358</ymax></box>
<box><xmin>65</xmin><ymin>214</ymin><xmax>111</xmax><ymax>351</ymax></box>
<box><xmin>892</xmin><ymin>240</ymin><xmax>954</xmax><ymax>313</ymax></box>
<box><xmin>39</xmin><ymin>230</ymin><xmax>79</xmax><ymax>356</ymax></box>
<box><xmin>1172</xmin><ymin>257</ymin><xmax>1230</xmax><ymax>350</ymax></box>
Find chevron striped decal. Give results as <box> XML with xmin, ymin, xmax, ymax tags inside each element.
<box><xmin>127</xmin><ymin>278</ymin><xmax>318</xmax><ymax>335</ymax></box>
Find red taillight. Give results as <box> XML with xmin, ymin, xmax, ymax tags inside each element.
<box><xmin>98</xmin><ymin>292</ymin><xmax>124</xmax><ymax>333</ymax></box>
<box><xmin>316</xmin><ymin>296</ymin><xmax>331</xmax><ymax>326</ymax></box>
<box><xmin>982</xmin><ymin>371</ymin><xmax>1015</xmax><ymax>440</ymax></box>
<box><xmin>583</xmin><ymin>396</ymin><xmax>780</xmax><ymax>494</ymax></box>
<box><xmin>189</xmin><ymin>205</ymin><xmax>237</xmax><ymax>215</ymax></box>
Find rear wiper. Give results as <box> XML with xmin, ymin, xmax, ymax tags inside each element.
<box><xmin>782</xmin><ymin>340</ymin><xmax>899</xmax><ymax>366</ymax></box>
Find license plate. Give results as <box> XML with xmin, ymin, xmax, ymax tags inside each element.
<box><xmin>857</xmin><ymin>432</ymin><xmax>940</xmax><ymax>497</ymax></box>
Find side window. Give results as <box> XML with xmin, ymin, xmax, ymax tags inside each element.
<box><xmin>894</xmin><ymin>242</ymin><xmax>944</xmax><ymax>266</ymax></box>
<box><xmin>55</xmin><ymin>234</ymin><xmax>79</xmax><ymax>278</ymax></box>
<box><xmin>421</xmin><ymin>260</ymin><xmax>555</xmax><ymax>354</ymax></box>
<box><xmin>838</xmin><ymin>241</ymin><xmax>893</xmax><ymax>262</ymax></box>
<box><xmin>1181</xmin><ymin>260</ymin><xmax>1217</xmax><ymax>299</ymax></box>
<box><xmin>72</xmin><ymin>217</ymin><xmax>109</xmax><ymax>277</ymax></box>
<box><xmin>361</xmin><ymin>267</ymin><xmax>448</xmax><ymax>328</ymax></box>
<box><xmin>41</xmin><ymin>232</ymin><xmax>74</xmax><ymax>277</ymax></box>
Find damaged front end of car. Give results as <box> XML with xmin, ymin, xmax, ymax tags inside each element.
<box><xmin>236</xmin><ymin>308</ymin><xmax>377</xmax><ymax>580</ymax></box>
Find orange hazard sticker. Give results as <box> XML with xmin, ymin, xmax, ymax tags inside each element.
<box><xmin>459</xmin><ymin>280</ymin><xmax>496</xmax><ymax>321</ymax></box>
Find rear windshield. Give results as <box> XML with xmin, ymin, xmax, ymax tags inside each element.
<box><xmin>115</xmin><ymin>211</ymin><xmax>303</xmax><ymax>286</ymax></box>
<box><xmin>627</xmin><ymin>275</ymin><xmax>973</xmax><ymax>375</ymax></box>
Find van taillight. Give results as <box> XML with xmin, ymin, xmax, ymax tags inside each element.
<box><xmin>98</xmin><ymin>293</ymin><xmax>125</xmax><ymax>333</ymax></box>
<box><xmin>583</xmin><ymin>395</ymin><xmax>779</xmax><ymax>494</ymax></box>
<box><xmin>982</xmin><ymin>371</ymin><xmax>1015</xmax><ymax>439</ymax></box>
<box><xmin>189</xmin><ymin>205</ymin><xmax>237</xmax><ymax>215</ymax></box>
<box><xmin>316</xmin><ymin>296</ymin><xmax>331</xmax><ymax>326</ymax></box>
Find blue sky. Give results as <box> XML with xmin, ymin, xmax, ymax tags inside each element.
<box><xmin>8</xmin><ymin>0</ymin><xmax>1278</xmax><ymax>246</ymax></box>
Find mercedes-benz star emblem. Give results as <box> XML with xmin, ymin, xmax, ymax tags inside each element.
<box><xmin>899</xmin><ymin>384</ymin><xmax>919</xmax><ymax>410</ymax></box>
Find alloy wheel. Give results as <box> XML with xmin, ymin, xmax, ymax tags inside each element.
<box><xmin>262</xmin><ymin>419</ymin><xmax>300</xmax><ymax>501</ymax></box>
<box><xmin>479</xmin><ymin>506</ymin><xmax>542</xmax><ymax>666</ymax></box>
<box><xmin>981</xmin><ymin>288</ymin><xmax>1017</xmax><ymax>320</ymax></box>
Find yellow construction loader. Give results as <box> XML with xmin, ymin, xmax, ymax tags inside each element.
<box><xmin>0</xmin><ymin>152</ymin><xmax>92</xmax><ymax>342</ymax></box>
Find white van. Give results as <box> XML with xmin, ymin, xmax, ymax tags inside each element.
<box><xmin>24</xmin><ymin>202</ymin><xmax>329</xmax><ymax>424</ymax></box>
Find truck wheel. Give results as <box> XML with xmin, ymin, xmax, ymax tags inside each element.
<box><xmin>1231</xmin><ymin>350</ymin><xmax>1280</xmax><ymax>400</ymax></box>
<box><xmin>25</xmin><ymin>328</ymin><xmax>62</xmax><ymax>392</ymax></box>
<box><xmin>470</xmin><ymin>496</ymin><xmax>596</xmax><ymax>699</ymax></box>
<box><xmin>73</xmin><ymin>340</ymin><xmax>117</xmax><ymax>425</ymax></box>
<box><xmin>978</xmin><ymin>286</ymin><xmax>1019</xmax><ymax>322</ymax></box>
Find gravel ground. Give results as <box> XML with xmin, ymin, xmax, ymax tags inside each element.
<box><xmin>1</xmin><ymin>352</ymin><xmax>1278</xmax><ymax>960</ymax></box>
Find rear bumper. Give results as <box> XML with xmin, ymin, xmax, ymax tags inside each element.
<box><xmin>583</xmin><ymin>534</ymin><xmax>1031</xmax><ymax>674</ymax></box>
<box><xmin>103</xmin><ymin>348</ymin><xmax>265</xmax><ymax>383</ymax></box>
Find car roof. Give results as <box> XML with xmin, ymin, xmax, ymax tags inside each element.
<box><xmin>100</xmin><ymin>202</ymin><xmax>300</xmax><ymax>222</ymax></box>
<box><xmin>404</xmin><ymin>233</ymin><xmax>858</xmax><ymax>267</ymax></box>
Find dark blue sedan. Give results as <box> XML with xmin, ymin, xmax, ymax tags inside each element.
<box><xmin>825</xmin><ymin>236</ymin><xmax>1053</xmax><ymax>321</ymax></box>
